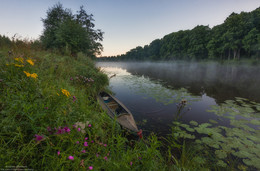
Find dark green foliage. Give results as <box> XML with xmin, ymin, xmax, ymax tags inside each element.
<box><xmin>40</xmin><ymin>3</ymin><xmax>103</xmax><ymax>57</ymax></box>
<box><xmin>102</xmin><ymin>7</ymin><xmax>260</xmax><ymax>61</ymax></box>
<box><xmin>0</xmin><ymin>35</ymin><xmax>12</xmax><ymax>48</ymax></box>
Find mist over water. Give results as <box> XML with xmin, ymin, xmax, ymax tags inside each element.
<box><xmin>96</xmin><ymin>61</ymin><xmax>260</xmax><ymax>137</ymax></box>
<box><xmin>97</xmin><ymin>61</ymin><xmax>260</xmax><ymax>103</ymax></box>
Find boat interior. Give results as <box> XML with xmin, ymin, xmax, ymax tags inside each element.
<box><xmin>100</xmin><ymin>92</ymin><xmax>128</xmax><ymax>116</ymax></box>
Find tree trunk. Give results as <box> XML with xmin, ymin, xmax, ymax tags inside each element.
<box><xmin>228</xmin><ymin>49</ymin><xmax>231</xmax><ymax>60</ymax></box>
<box><xmin>233</xmin><ymin>49</ymin><xmax>237</xmax><ymax>59</ymax></box>
<box><xmin>237</xmin><ymin>48</ymin><xmax>240</xmax><ymax>60</ymax></box>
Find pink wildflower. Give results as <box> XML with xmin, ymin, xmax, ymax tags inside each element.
<box><xmin>88</xmin><ymin>124</ymin><xmax>91</xmax><ymax>127</ymax></box>
<box><xmin>57</xmin><ymin>128</ymin><xmax>65</xmax><ymax>134</ymax></box>
<box><xmin>130</xmin><ymin>161</ymin><xmax>133</xmax><ymax>166</ymax></box>
<box><xmin>96</xmin><ymin>154</ymin><xmax>99</xmax><ymax>157</ymax></box>
<box><xmin>35</xmin><ymin>134</ymin><xmax>44</xmax><ymax>141</ymax></box>
<box><xmin>47</xmin><ymin>127</ymin><xmax>51</xmax><ymax>132</ymax></box>
<box><xmin>76</xmin><ymin>141</ymin><xmax>79</xmax><ymax>144</ymax></box>
<box><xmin>85</xmin><ymin>137</ymin><xmax>88</xmax><ymax>140</ymax></box>
<box><xmin>84</xmin><ymin>142</ymin><xmax>88</xmax><ymax>147</ymax></box>
<box><xmin>91</xmin><ymin>140</ymin><xmax>94</xmax><ymax>143</ymax></box>
<box><xmin>104</xmin><ymin>156</ymin><xmax>108</xmax><ymax>161</ymax></box>
<box><xmin>65</xmin><ymin>127</ymin><xmax>71</xmax><ymax>133</ymax></box>
<box><xmin>89</xmin><ymin>166</ymin><xmax>93</xmax><ymax>170</ymax></box>
<box><xmin>77</xmin><ymin>128</ymin><xmax>81</xmax><ymax>131</ymax></box>
<box><xmin>81</xmin><ymin>150</ymin><xmax>86</xmax><ymax>153</ymax></box>
<box><xmin>68</xmin><ymin>156</ymin><xmax>74</xmax><ymax>160</ymax></box>
<box><xmin>104</xmin><ymin>144</ymin><xmax>107</xmax><ymax>147</ymax></box>
<box><xmin>73</xmin><ymin>96</ymin><xmax>77</xmax><ymax>103</ymax></box>
<box><xmin>57</xmin><ymin>151</ymin><xmax>60</xmax><ymax>156</ymax></box>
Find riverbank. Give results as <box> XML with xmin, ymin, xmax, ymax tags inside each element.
<box><xmin>1</xmin><ymin>49</ymin><xmax>259</xmax><ymax>170</ymax></box>
<box><xmin>0</xmin><ymin>49</ymin><xmax>166</xmax><ymax>170</ymax></box>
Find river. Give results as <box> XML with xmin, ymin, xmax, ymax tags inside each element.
<box><xmin>96</xmin><ymin>61</ymin><xmax>260</xmax><ymax>168</ymax></box>
<box><xmin>96</xmin><ymin>61</ymin><xmax>259</xmax><ymax>134</ymax></box>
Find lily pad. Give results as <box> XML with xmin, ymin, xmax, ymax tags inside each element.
<box><xmin>190</xmin><ymin>120</ymin><xmax>198</xmax><ymax>126</ymax></box>
<box><xmin>215</xmin><ymin>150</ymin><xmax>227</xmax><ymax>159</ymax></box>
<box><xmin>209</xmin><ymin>119</ymin><xmax>218</xmax><ymax>124</ymax></box>
<box><xmin>216</xmin><ymin>160</ymin><xmax>227</xmax><ymax>167</ymax></box>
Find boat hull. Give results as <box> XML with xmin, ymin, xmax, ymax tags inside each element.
<box><xmin>97</xmin><ymin>92</ymin><xmax>139</xmax><ymax>132</ymax></box>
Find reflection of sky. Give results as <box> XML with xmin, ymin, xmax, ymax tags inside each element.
<box><xmin>97</xmin><ymin>62</ymin><xmax>260</xmax><ymax>138</ymax></box>
<box><xmin>98</xmin><ymin>63</ymin><xmax>223</xmax><ymax>136</ymax></box>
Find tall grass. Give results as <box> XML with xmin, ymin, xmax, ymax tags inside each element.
<box><xmin>0</xmin><ymin>46</ymin><xmax>168</xmax><ymax>170</ymax></box>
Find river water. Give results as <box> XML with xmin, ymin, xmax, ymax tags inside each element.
<box><xmin>96</xmin><ymin>61</ymin><xmax>260</xmax><ymax>169</ymax></box>
<box><xmin>96</xmin><ymin>61</ymin><xmax>260</xmax><ymax>135</ymax></box>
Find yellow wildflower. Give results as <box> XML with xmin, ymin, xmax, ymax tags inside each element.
<box><xmin>14</xmin><ymin>64</ymin><xmax>24</xmax><ymax>67</ymax></box>
<box><xmin>26</xmin><ymin>59</ymin><xmax>34</xmax><ymax>66</ymax></box>
<box><xmin>57</xmin><ymin>93</ymin><xmax>60</xmax><ymax>96</ymax></box>
<box><xmin>14</xmin><ymin>57</ymin><xmax>24</xmax><ymax>63</ymax></box>
<box><xmin>23</xmin><ymin>71</ymin><xmax>38</xmax><ymax>79</ymax></box>
<box><xmin>30</xmin><ymin>73</ymin><xmax>38</xmax><ymax>79</ymax></box>
<box><xmin>23</xmin><ymin>71</ymin><xmax>31</xmax><ymax>77</ymax></box>
<box><xmin>61</xmin><ymin>88</ymin><xmax>71</xmax><ymax>97</ymax></box>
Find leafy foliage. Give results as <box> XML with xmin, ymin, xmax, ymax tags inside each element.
<box><xmin>102</xmin><ymin>7</ymin><xmax>260</xmax><ymax>61</ymax></box>
<box><xmin>40</xmin><ymin>3</ymin><xmax>103</xmax><ymax>57</ymax></box>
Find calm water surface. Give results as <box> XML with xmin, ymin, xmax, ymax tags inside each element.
<box><xmin>96</xmin><ymin>61</ymin><xmax>260</xmax><ymax>136</ymax></box>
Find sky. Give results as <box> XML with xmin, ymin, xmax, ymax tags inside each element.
<box><xmin>0</xmin><ymin>0</ymin><xmax>260</xmax><ymax>56</ymax></box>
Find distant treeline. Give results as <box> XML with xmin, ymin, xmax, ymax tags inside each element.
<box><xmin>100</xmin><ymin>7</ymin><xmax>260</xmax><ymax>61</ymax></box>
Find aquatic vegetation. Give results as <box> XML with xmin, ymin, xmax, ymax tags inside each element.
<box><xmin>172</xmin><ymin>98</ymin><xmax>260</xmax><ymax>170</ymax></box>
<box><xmin>116</xmin><ymin>72</ymin><xmax>201</xmax><ymax>105</ymax></box>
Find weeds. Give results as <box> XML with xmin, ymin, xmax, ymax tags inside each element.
<box><xmin>0</xmin><ymin>47</ymin><xmax>167</xmax><ymax>170</ymax></box>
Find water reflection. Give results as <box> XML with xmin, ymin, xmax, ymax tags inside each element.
<box><xmin>96</xmin><ymin>62</ymin><xmax>260</xmax><ymax>170</ymax></box>
<box><xmin>96</xmin><ymin>62</ymin><xmax>225</xmax><ymax>136</ymax></box>
<box><xmin>97</xmin><ymin>61</ymin><xmax>260</xmax><ymax>103</ymax></box>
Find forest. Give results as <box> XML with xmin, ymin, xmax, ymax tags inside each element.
<box><xmin>101</xmin><ymin>7</ymin><xmax>260</xmax><ymax>61</ymax></box>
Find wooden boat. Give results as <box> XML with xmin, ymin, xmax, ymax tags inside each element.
<box><xmin>97</xmin><ymin>92</ymin><xmax>141</xmax><ymax>135</ymax></box>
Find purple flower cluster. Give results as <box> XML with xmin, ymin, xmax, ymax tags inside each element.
<box><xmin>35</xmin><ymin>134</ymin><xmax>44</xmax><ymax>142</ymax></box>
<box><xmin>47</xmin><ymin>126</ymin><xmax>71</xmax><ymax>135</ymax></box>
<box><xmin>73</xmin><ymin>96</ymin><xmax>77</xmax><ymax>103</ymax></box>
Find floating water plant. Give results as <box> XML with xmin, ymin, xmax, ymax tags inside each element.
<box><xmin>118</xmin><ymin>73</ymin><xmax>201</xmax><ymax>105</ymax></box>
<box><xmin>171</xmin><ymin>98</ymin><xmax>260</xmax><ymax>170</ymax></box>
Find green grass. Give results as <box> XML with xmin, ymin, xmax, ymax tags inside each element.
<box><xmin>0</xmin><ymin>49</ymin><xmax>167</xmax><ymax>170</ymax></box>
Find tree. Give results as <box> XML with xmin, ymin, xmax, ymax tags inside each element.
<box><xmin>40</xmin><ymin>3</ymin><xmax>103</xmax><ymax>57</ymax></box>
<box><xmin>148</xmin><ymin>39</ymin><xmax>161</xmax><ymax>60</ymax></box>
<box><xmin>242</xmin><ymin>28</ymin><xmax>259</xmax><ymax>57</ymax></box>
<box><xmin>223</xmin><ymin>12</ymin><xmax>253</xmax><ymax>59</ymax></box>
<box><xmin>187</xmin><ymin>25</ymin><xmax>211</xmax><ymax>59</ymax></box>
<box><xmin>106</xmin><ymin>6</ymin><xmax>260</xmax><ymax>61</ymax></box>
<box><xmin>207</xmin><ymin>25</ymin><xmax>226</xmax><ymax>59</ymax></box>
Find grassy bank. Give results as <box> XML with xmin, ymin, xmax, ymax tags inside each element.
<box><xmin>0</xmin><ymin>49</ymin><xmax>167</xmax><ymax>170</ymax></box>
<box><xmin>2</xmin><ymin>47</ymin><xmax>258</xmax><ymax>171</ymax></box>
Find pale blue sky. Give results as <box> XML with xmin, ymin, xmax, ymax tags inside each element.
<box><xmin>0</xmin><ymin>0</ymin><xmax>259</xmax><ymax>56</ymax></box>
